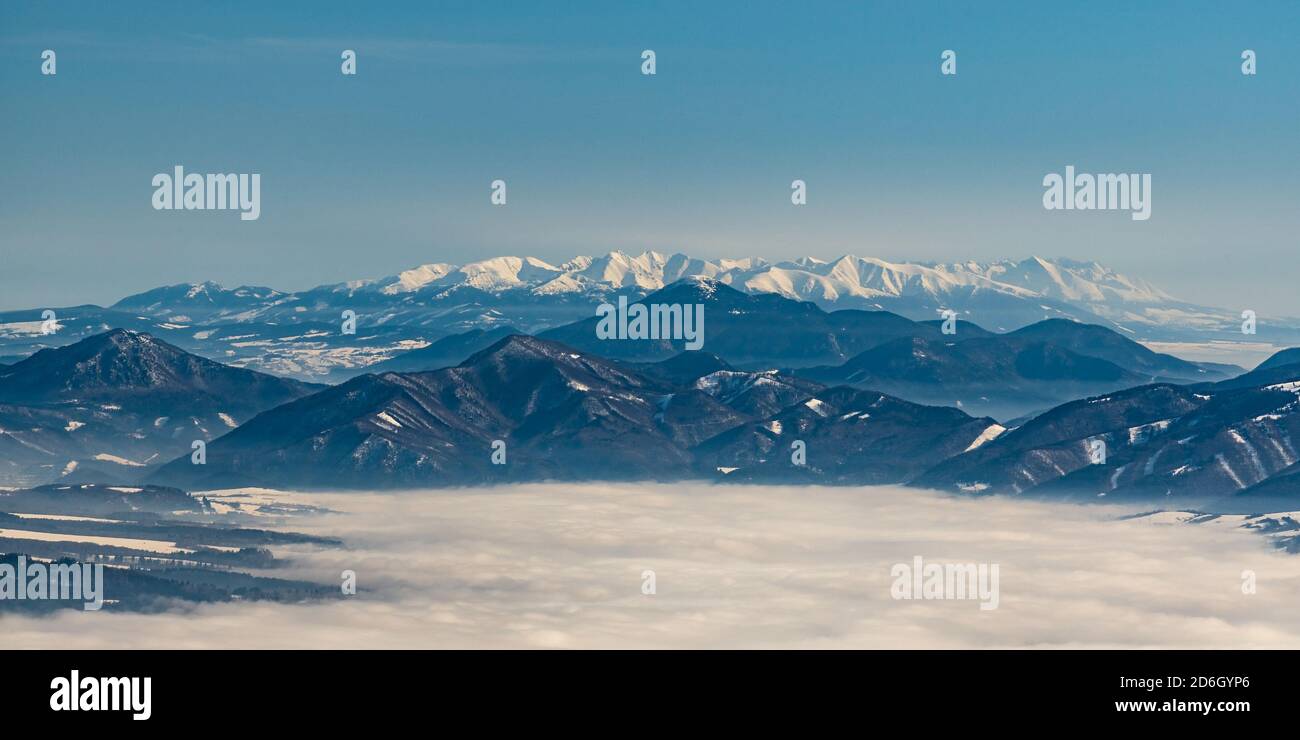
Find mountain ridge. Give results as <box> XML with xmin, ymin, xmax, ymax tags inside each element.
<box><xmin>1</xmin><ymin>328</ymin><xmax>1296</xmax><ymax>509</ymax></box>
<box><xmin>4</xmin><ymin>253</ymin><xmax>1287</xmax><ymax>383</ymax></box>
<box><xmin>102</xmin><ymin>252</ymin><xmax>1285</xmax><ymax>337</ymax></box>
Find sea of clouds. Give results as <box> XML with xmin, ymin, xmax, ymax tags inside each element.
<box><xmin>3</xmin><ymin>482</ymin><xmax>1300</xmax><ymax>649</ymax></box>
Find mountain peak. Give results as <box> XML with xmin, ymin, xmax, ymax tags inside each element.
<box><xmin>99</xmin><ymin>327</ymin><xmax>155</xmax><ymax>343</ymax></box>
<box><xmin>460</xmin><ymin>334</ymin><xmax>583</xmax><ymax>367</ymax></box>
<box><xmin>0</xmin><ymin>329</ymin><xmax>314</xmax><ymax>412</ymax></box>
<box><xmin>1</xmin><ymin>330</ymin><xmax>199</xmax><ymax>390</ymax></box>
<box><xmin>380</xmin><ymin>262</ymin><xmax>457</xmax><ymax>295</ymax></box>
<box><xmin>50</xmin><ymin>327</ymin><xmax>175</xmax><ymax>360</ymax></box>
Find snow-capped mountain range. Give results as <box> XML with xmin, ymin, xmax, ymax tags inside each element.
<box><xmin>117</xmin><ymin>252</ymin><xmax>1272</xmax><ymax>336</ymax></box>
<box><xmin>1</xmin><ymin>252</ymin><xmax>1293</xmax><ymax>382</ymax></box>
<box><xmin>366</xmin><ymin>252</ymin><xmax>1150</xmax><ymax>303</ymax></box>
<box><xmin>372</xmin><ymin>252</ymin><xmax>1193</xmax><ymax>324</ymax></box>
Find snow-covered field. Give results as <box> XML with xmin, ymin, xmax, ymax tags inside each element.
<box><xmin>4</xmin><ymin>483</ymin><xmax>1300</xmax><ymax>649</ymax></box>
<box><xmin>0</xmin><ymin>528</ymin><xmax>195</xmax><ymax>555</ymax></box>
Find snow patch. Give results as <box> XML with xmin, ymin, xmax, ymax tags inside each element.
<box><xmin>92</xmin><ymin>453</ymin><xmax>146</xmax><ymax>467</ymax></box>
<box><xmin>964</xmin><ymin>424</ymin><xmax>1006</xmax><ymax>452</ymax></box>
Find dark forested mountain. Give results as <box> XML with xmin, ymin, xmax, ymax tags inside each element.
<box><xmin>152</xmin><ymin>335</ymin><xmax>693</xmax><ymax>489</ymax></box>
<box><xmin>0</xmin><ymin>330</ymin><xmax>318</xmax><ymax>486</ymax></box>
<box><xmin>149</xmin><ymin>335</ymin><xmax>993</xmax><ymax>490</ymax></box>
<box><xmin>0</xmin><ymin>329</ymin><xmax>316</xmax><ymax>412</ymax></box>
<box><xmin>788</xmin><ymin>314</ymin><xmax>1236</xmax><ymax>420</ymax></box>
<box><xmin>693</xmin><ymin>386</ymin><xmax>1002</xmax><ymax>484</ymax></box>
<box><xmin>913</xmin><ymin>372</ymin><xmax>1300</xmax><ymax>510</ymax></box>
<box><xmin>796</xmin><ymin>335</ymin><xmax>1143</xmax><ymax>420</ymax></box>
<box><xmin>1005</xmin><ymin>319</ymin><xmax>1232</xmax><ymax>380</ymax></box>
<box><xmin>1045</xmin><ymin>382</ymin><xmax>1300</xmax><ymax>507</ymax></box>
<box><xmin>912</xmin><ymin>384</ymin><xmax>1208</xmax><ymax>495</ymax></box>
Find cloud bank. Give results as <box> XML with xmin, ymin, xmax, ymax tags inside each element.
<box><xmin>4</xmin><ymin>483</ymin><xmax>1300</xmax><ymax>649</ymax></box>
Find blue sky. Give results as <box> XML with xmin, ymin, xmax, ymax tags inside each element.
<box><xmin>2</xmin><ymin>1</ymin><xmax>1298</xmax><ymax>313</ymax></box>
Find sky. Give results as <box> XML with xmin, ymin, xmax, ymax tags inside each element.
<box><xmin>4</xmin><ymin>483</ymin><xmax>1298</xmax><ymax>649</ymax></box>
<box><xmin>2</xmin><ymin>1</ymin><xmax>1298</xmax><ymax>313</ymax></box>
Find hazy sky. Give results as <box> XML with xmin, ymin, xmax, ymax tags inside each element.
<box><xmin>2</xmin><ymin>1</ymin><xmax>1298</xmax><ymax>312</ymax></box>
<box><xmin>4</xmin><ymin>484</ymin><xmax>1298</xmax><ymax>649</ymax></box>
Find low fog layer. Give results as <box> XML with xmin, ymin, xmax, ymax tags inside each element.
<box><xmin>4</xmin><ymin>483</ymin><xmax>1300</xmax><ymax>648</ymax></box>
